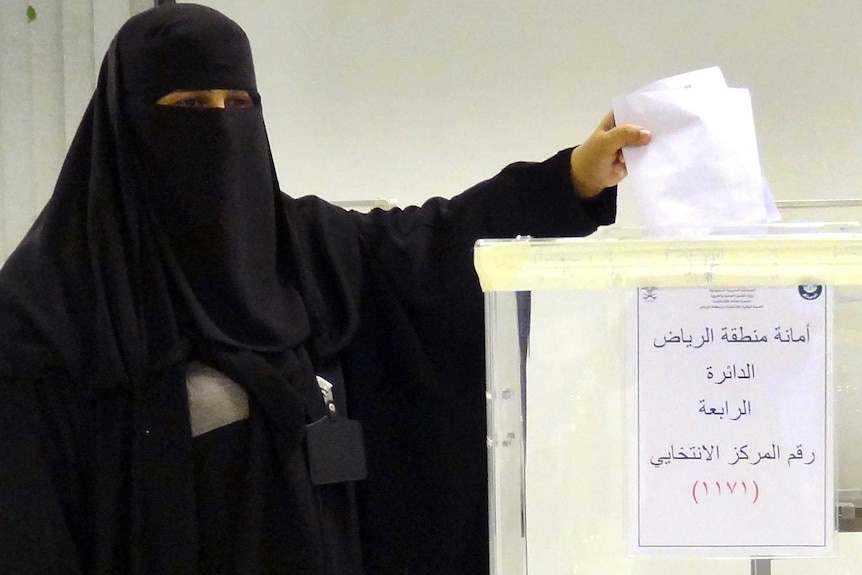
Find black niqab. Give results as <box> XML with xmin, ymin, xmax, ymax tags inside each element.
<box><xmin>120</xmin><ymin>3</ymin><xmax>309</xmax><ymax>352</ymax></box>
<box><xmin>128</xmin><ymin>93</ymin><xmax>307</xmax><ymax>350</ymax></box>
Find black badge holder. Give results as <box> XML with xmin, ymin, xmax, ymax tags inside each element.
<box><xmin>305</xmin><ymin>362</ymin><xmax>367</xmax><ymax>485</ymax></box>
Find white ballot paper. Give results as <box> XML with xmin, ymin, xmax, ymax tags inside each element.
<box><xmin>613</xmin><ymin>67</ymin><xmax>779</xmax><ymax>230</ymax></box>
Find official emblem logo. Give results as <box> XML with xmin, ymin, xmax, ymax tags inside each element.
<box><xmin>798</xmin><ymin>285</ymin><xmax>823</xmax><ymax>301</ymax></box>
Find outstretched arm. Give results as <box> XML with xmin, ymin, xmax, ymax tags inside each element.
<box><xmin>569</xmin><ymin>111</ymin><xmax>651</xmax><ymax>198</ymax></box>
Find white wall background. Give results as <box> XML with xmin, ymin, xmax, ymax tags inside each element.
<box><xmin>189</xmin><ymin>0</ymin><xmax>862</xmax><ymax>223</ymax></box>
<box><xmin>2</xmin><ymin>0</ymin><xmax>862</xmax><ymax>258</ymax></box>
<box><xmin>0</xmin><ymin>0</ymin><xmax>152</xmax><ymax>261</ymax></box>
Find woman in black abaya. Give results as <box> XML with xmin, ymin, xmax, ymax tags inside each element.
<box><xmin>0</xmin><ymin>4</ymin><xmax>648</xmax><ymax>574</ymax></box>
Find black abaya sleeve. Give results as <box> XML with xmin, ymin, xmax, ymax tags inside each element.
<box><xmin>355</xmin><ymin>147</ymin><xmax>612</xmax><ymax>316</ymax></box>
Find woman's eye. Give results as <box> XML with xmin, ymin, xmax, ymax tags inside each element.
<box><xmin>174</xmin><ymin>97</ymin><xmax>207</xmax><ymax>108</ymax></box>
<box><xmin>225</xmin><ymin>96</ymin><xmax>253</xmax><ymax>109</ymax></box>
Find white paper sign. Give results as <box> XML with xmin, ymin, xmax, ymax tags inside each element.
<box><xmin>633</xmin><ymin>285</ymin><xmax>833</xmax><ymax>555</ymax></box>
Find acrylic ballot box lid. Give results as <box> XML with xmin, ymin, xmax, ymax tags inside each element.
<box><xmin>476</xmin><ymin>224</ymin><xmax>862</xmax><ymax>575</ymax></box>
<box><xmin>476</xmin><ymin>224</ymin><xmax>862</xmax><ymax>291</ymax></box>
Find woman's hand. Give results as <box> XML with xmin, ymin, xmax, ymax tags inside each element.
<box><xmin>570</xmin><ymin>111</ymin><xmax>651</xmax><ymax>198</ymax></box>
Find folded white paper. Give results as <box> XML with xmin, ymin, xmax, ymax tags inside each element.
<box><xmin>613</xmin><ymin>67</ymin><xmax>779</xmax><ymax>230</ymax></box>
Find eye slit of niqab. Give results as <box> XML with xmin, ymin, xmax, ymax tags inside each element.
<box><xmin>224</xmin><ymin>92</ymin><xmax>254</xmax><ymax>109</ymax></box>
<box><xmin>156</xmin><ymin>89</ymin><xmax>254</xmax><ymax>110</ymax></box>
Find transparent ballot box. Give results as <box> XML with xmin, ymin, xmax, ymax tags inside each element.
<box><xmin>476</xmin><ymin>225</ymin><xmax>862</xmax><ymax>575</ymax></box>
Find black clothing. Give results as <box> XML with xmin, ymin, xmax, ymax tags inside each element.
<box><xmin>0</xmin><ymin>3</ymin><xmax>616</xmax><ymax>574</ymax></box>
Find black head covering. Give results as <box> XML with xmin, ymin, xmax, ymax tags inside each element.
<box><xmin>0</xmin><ymin>2</ymin><xmax>309</xmax><ymax>384</ymax></box>
<box><xmin>121</xmin><ymin>9</ymin><xmax>310</xmax><ymax>352</ymax></box>
<box><xmin>0</xmin><ymin>5</ymin><xmax>353</xmax><ymax>572</ymax></box>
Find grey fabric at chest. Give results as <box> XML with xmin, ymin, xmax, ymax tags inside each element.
<box><xmin>185</xmin><ymin>361</ymin><xmax>250</xmax><ymax>437</ymax></box>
